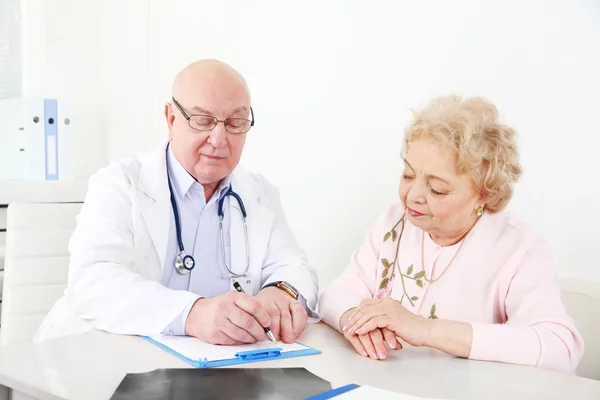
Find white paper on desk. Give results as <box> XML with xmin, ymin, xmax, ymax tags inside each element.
<box><xmin>147</xmin><ymin>335</ymin><xmax>310</xmax><ymax>362</ymax></box>
<box><xmin>337</xmin><ymin>386</ymin><xmax>446</xmax><ymax>400</ymax></box>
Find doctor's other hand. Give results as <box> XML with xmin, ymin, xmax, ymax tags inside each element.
<box><xmin>339</xmin><ymin>307</ymin><xmax>401</xmax><ymax>360</ymax></box>
<box><xmin>184</xmin><ymin>292</ymin><xmax>272</xmax><ymax>345</ymax></box>
<box><xmin>255</xmin><ymin>287</ymin><xmax>307</xmax><ymax>344</ymax></box>
<box><xmin>342</xmin><ymin>298</ymin><xmax>429</xmax><ymax>348</ymax></box>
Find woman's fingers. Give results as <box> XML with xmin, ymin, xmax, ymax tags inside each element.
<box><xmin>345</xmin><ymin>328</ymin><xmax>400</xmax><ymax>359</ymax></box>
<box><xmin>369</xmin><ymin>329</ymin><xmax>388</xmax><ymax>359</ymax></box>
<box><xmin>343</xmin><ymin>308</ymin><xmax>364</xmax><ymax>330</ymax></box>
<box><xmin>344</xmin><ymin>333</ymin><xmax>368</xmax><ymax>357</ymax></box>
<box><xmin>358</xmin><ymin>332</ymin><xmax>378</xmax><ymax>360</ymax></box>
<box><xmin>354</xmin><ymin>315</ymin><xmax>389</xmax><ymax>335</ymax></box>
<box><xmin>382</xmin><ymin>328</ymin><xmax>401</xmax><ymax>350</ymax></box>
<box><xmin>345</xmin><ymin>299</ymin><xmax>381</xmax><ymax>325</ymax></box>
<box><xmin>346</xmin><ymin>311</ymin><xmax>388</xmax><ymax>335</ymax></box>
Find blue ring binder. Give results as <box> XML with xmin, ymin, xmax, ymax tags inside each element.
<box><xmin>43</xmin><ymin>99</ymin><xmax>59</xmax><ymax>180</ymax></box>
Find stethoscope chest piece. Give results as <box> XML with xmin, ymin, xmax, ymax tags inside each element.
<box><xmin>175</xmin><ymin>252</ymin><xmax>195</xmax><ymax>275</ymax></box>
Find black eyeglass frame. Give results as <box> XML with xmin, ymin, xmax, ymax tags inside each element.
<box><xmin>171</xmin><ymin>97</ymin><xmax>255</xmax><ymax>134</ymax></box>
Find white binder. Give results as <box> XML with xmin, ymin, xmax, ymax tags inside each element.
<box><xmin>0</xmin><ymin>98</ymin><xmax>74</xmax><ymax>180</ymax></box>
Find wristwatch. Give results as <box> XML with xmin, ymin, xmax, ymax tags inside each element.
<box><xmin>263</xmin><ymin>281</ymin><xmax>299</xmax><ymax>300</ymax></box>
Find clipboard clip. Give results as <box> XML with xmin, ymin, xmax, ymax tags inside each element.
<box><xmin>235</xmin><ymin>348</ymin><xmax>283</xmax><ymax>361</ymax></box>
<box><xmin>199</xmin><ymin>357</ymin><xmax>209</xmax><ymax>368</ymax></box>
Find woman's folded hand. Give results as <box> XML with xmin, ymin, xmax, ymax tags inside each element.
<box><xmin>342</xmin><ymin>298</ymin><xmax>430</xmax><ymax>348</ymax></box>
<box><xmin>339</xmin><ymin>307</ymin><xmax>402</xmax><ymax>360</ymax></box>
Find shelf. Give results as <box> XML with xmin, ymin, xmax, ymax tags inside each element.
<box><xmin>0</xmin><ymin>179</ymin><xmax>89</xmax><ymax>204</ymax></box>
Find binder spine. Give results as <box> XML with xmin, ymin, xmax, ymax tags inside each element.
<box><xmin>306</xmin><ymin>384</ymin><xmax>360</xmax><ymax>400</ymax></box>
<box><xmin>44</xmin><ymin>99</ymin><xmax>59</xmax><ymax>180</ymax></box>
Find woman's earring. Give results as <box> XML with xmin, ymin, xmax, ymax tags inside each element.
<box><xmin>476</xmin><ymin>206</ymin><xmax>484</xmax><ymax>217</ymax></box>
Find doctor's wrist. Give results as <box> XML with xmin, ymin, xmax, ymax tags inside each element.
<box><xmin>262</xmin><ymin>281</ymin><xmax>299</xmax><ymax>300</ymax></box>
<box><xmin>184</xmin><ymin>298</ymin><xmax>205</xmax><ymax>337</ymax></box>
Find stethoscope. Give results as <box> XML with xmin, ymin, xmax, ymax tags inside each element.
<box><xmin>167</xmin><ymin>173</ymin><xmax>250</xmax><ymax>277</ymax></box>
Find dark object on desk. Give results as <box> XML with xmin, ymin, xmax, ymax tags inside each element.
<box><xmin>110</xmin><ymin>367</ymin><xmax>332</xmax><ymax>400</ymax></box>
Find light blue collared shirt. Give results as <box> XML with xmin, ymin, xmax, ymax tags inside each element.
<box><xmin>162</xmin><ymin>145</ymin><xmax>232</xmax><ymax>335</ymax></box>
<box><xmin>161</xmin><ymin>144</ymin><xmax>308</xmax><ymax>335</ymax></box>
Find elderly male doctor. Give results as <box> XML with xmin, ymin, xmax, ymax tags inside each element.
<box><xmin>35</xmin><ymin>59</ymin><xmax>319</xmax><ymax>345</ymax></box>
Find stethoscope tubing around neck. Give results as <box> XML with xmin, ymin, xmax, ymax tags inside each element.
<box><xmin>218</xmin><ymin>186</ymin><xmax>247</xmax><ymax>218</ymax></box>
<box><xmin>167</xmin><ymin>169</ymin><xmax>251</xmax><ymax>278</ymax></box>
<box><xmin>167</xmin><ymin>173</ymin><xmax>186</xmax><ymax>254</ymax></box>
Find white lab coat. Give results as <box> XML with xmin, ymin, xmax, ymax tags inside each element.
<box><xmin>34</xmin><ymin>142</ymin><xmax>319</xmax><ymax>342</ymax></box>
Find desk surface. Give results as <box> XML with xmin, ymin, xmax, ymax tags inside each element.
<box><xmin>0</xmin><ymin>323</ymin><xmax>599</xmax><ymax>400</ymax></box>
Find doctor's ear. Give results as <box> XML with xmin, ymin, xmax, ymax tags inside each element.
<box><xmin>164</xmin><ymin>103</ymin><xmax>176</xmax><ymax>132</ymax></box>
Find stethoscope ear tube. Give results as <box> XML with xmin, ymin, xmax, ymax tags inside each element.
<box><xmin>220</xmin><ymin>204</ymin><xmax>250</xmax><ymax>278</ymax></box>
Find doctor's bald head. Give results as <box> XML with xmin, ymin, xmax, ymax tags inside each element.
<box><xmin>165</xmin><ymin>59</ymin><xmax>254</xmax><ymax>200</ymax></box>
<box><xmin>171</xmin><ymin>59</ymin><xmax>251</xmax><ymax>101</ymax></box>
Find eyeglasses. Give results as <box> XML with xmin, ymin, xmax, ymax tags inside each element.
<box><xmin>171</xmin><ymin>97</ymin><xmax>255</xmax><ymax>134</ymax></box>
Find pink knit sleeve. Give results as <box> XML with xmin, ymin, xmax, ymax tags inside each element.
<box><xmin>318</xmin><ymin>213</ymin><xmax>386</xmax><ymax>331</ymax></box>
<box><xmin>469</xmin><ymin>243</ymin><xmax>584</xmax><ymax>373</ymax></box>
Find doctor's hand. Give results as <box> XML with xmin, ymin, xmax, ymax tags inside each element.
<box><xmin>184</xmin><ymin>292</ymin><xmax>272</xmax><ymax>345</ymax></box>
<box><xmin>339</xmin><ymin>307</ymin><xmax>401</xmax><ymax>360</ymax></box>
<box><xmin>255</xmin><ymin>287</ymin><xmax>307</xmax><ymax>344</ymax></box>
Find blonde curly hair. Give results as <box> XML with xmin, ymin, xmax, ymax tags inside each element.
<box><xmin>402</xmin><ymin>95</ymin><xmax>522</xmax><ymax>213</ymax></box>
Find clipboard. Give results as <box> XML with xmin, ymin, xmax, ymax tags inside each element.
<box><xmin>142</xmin><ymin>335</ymin><xmax>321</xmax><ymax>368</ymax></box>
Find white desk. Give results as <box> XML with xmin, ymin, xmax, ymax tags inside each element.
<box><xmin>0</xmin><ymin>323</ymin><xmax>599</xmax><ymax>400</ymax></box>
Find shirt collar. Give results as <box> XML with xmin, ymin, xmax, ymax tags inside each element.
<box><xmin>216</xmin><ymin>175</ymin><xmax>233</xmax><ymax>201</ymax></box>
<box><xmin>166</xmin><ymin>143</ymin><xmax>232</xmax><ymax>202</ymax></box>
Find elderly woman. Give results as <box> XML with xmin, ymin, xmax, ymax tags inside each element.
<box><xmin>318</xmin><ymin>95</ymin><xmax>583</xmax><ymax>373</ymax></box>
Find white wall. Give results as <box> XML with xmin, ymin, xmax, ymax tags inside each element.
<box><xmin>23</xmin><ymin>0</ymin><xmax>600</xmax><ymax>286</ymax></box>
<box><xmin>0</xmin><ymin>0</ymin><xmax>22</xmax><ymax>98</ymax></box>
<box><xmin>19</xmin><ymin>0</ymin><xmax>112</xmax><ymax>179</ymax></box>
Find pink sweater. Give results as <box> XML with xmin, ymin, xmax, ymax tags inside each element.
<box><xmin>319</xmin><ymin>204</ymin><xmax>583</xmax><ymax>373</ymax></box>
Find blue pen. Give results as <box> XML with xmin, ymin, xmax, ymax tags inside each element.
<box><xmin>232</xmin><ymin>281</ymin><xmax>277</xmax><ymax>343</ymax></box>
